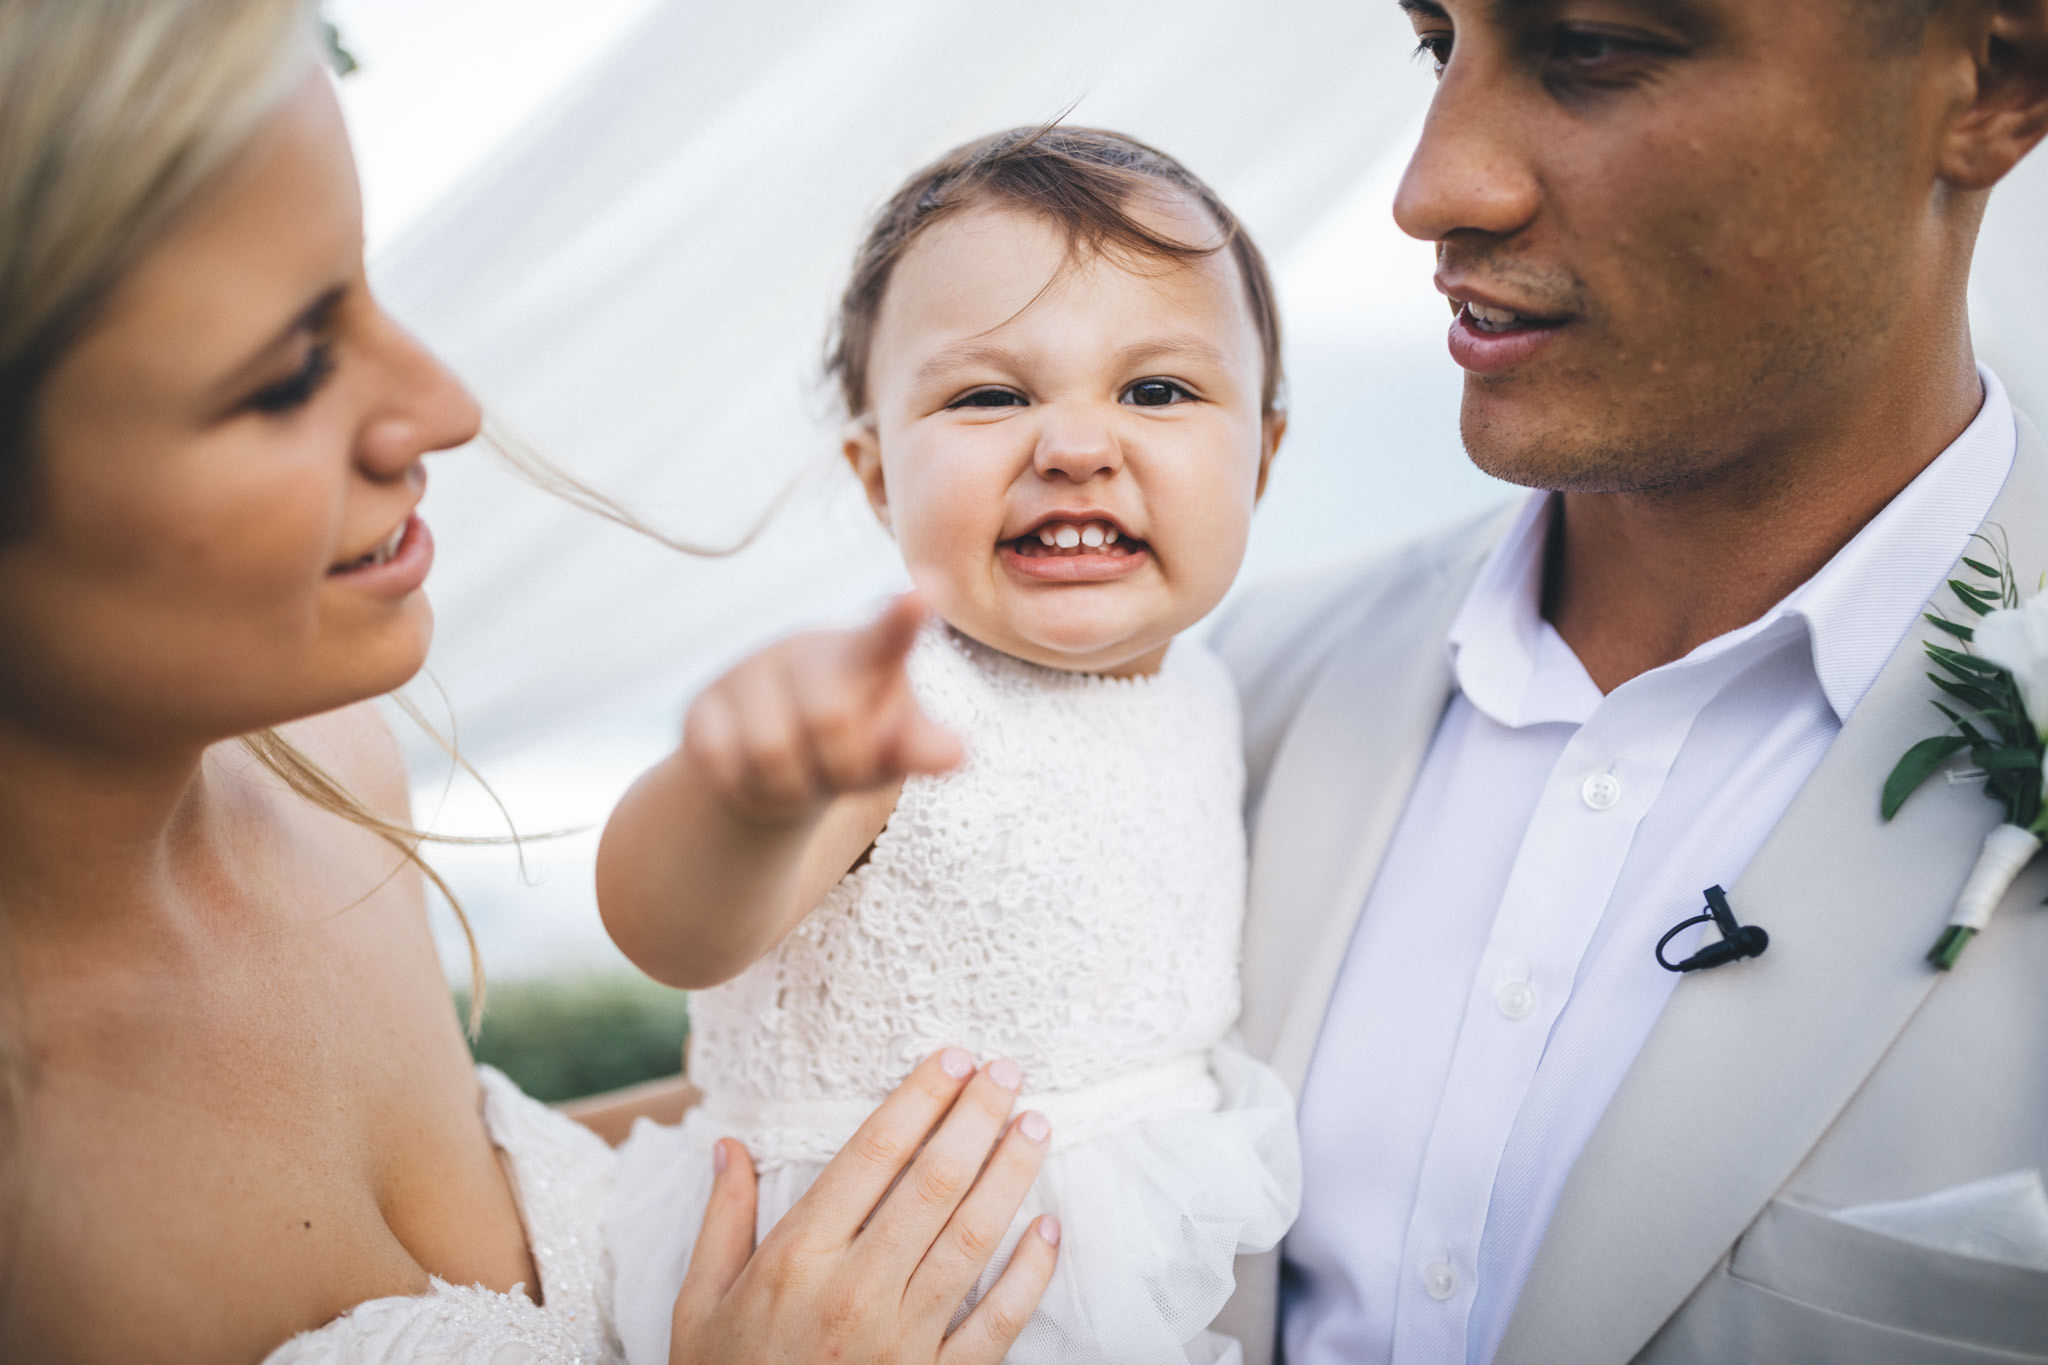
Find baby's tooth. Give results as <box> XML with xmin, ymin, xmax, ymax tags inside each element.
<box><xmin>1105</xmin><ymin>528</ymin><xmax>1119</xmax><ymax>544</ymax></box>
<box><xmin>1080</xmin><ymin>525</ymin><xmax>1105</xmax><ymax>548</ymax></box>
<box><xmin>1037</xmin><ymin>527</ymin><xmax>1057</xmax><ymax>546</ymax></box>
<box><xmin>1054</xmin><ymin>526</ymin><xmax>1081</xmax><ymax>549</ymax></box>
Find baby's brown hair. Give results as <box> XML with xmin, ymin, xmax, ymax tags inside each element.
<box><xmin>826</xmin><ymin>125</ymin><xmax>1284</xmax><ymax>419</ymax></box>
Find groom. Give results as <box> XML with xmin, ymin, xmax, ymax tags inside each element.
<box><xmin>1213</xmin><ymin>2</ymin><xmax>2048</xmax><ymax>1363</ymax></box>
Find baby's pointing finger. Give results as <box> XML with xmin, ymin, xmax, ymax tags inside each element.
<box><xmin>851</xmin><ymin>592</ymin><xmax>930</xmax><ymax>676</ymax></box>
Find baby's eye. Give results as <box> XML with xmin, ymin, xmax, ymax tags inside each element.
<box><xmin>947</xmin><ymin>387</ymin><xmax>1026</xmax><ymax>409</ymax></box>
<box><xmin>1124</xmin><ymin>379</ymin><xmax>1194</xmax><ymax>408</ymax></box>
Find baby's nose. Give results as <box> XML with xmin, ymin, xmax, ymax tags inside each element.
<box><xmin>1032</xmin><ymin>414</ymin><xmax>1121</xmax><ymax>482</ymax></box>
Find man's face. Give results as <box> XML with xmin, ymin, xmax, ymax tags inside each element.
<box><xmin>1396</xmin><ymin>0</ymin><xmax>1943</xmax><ymax>493</ymax></box>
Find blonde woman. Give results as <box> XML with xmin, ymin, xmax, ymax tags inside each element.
<box><xmin>0</xmin><ymin>2</ymin><xmax>1057</xmax><ymax>1360</ymax></box>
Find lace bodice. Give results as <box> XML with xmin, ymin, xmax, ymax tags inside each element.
<box><xmin>686</xmin><ymin>626</ymin><xmax>1249</xmax><ymax>1110</ymax></box>
<box><xmin>265</xmin><ymin>1067</ymin><xmax>620</xmax><ymax>1365</ymax></box>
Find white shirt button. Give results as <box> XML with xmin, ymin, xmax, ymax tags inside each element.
<box><xmin>1422</xmin><ymin>1259</ymin><xmax>1458</xmax><ymax>1301</ymax></box>
<box><xmin>1496</xmin><ymin>980</ymin><xmax>1536</xmax><ymax>1020</ymax></box>
<box><xmin>1581</xmin><ymin>772</ymin><xmax>1622</xmax><ymax>810</ymax></box>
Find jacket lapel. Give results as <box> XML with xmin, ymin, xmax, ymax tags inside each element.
<box><xmin>1495</xmin><ymin>415</ymin><xmax>2048</xmax><ymax>1365</ymax></box>
<box><xmin>1239</xmin><ymin>531</ymin><xmax>1495</xmax><ymax>1091</ymax></box>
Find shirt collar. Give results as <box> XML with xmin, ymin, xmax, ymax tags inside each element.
<box><xmin>1448</xmin><ymin>366</ymin><xmax>2019</xmax><ymax>730</ymax></box>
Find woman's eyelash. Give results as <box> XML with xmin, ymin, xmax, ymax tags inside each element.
<box><xmin>247</xmin><ymin>339</ymin><xmax>336</xmax><ymax>415</ymax></box>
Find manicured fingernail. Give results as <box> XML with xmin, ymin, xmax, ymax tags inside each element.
<box><xmin>1019</xmin><ymin>1111</ymin><xmax>1051</xmax><ymax>1143</ymax></box>
<box><xmin>938</xmin><ymin>1047</ymin><xmax>974</xmax><ymax>1079</ymax></box>
<box><xmin>988</xmin><ymin>1058</ymin><xmax>1023</xmax><ymax>1092</ymax></box>
<box><xmin>1036</xmin><ymin>1215</ymin><xmax>1062</xmax><ymax>1246</ymax></box>
<box><xmin>713</xmin><ymin>1140</ymin><xmax>729</xmax><ymax>1175</ymax></box>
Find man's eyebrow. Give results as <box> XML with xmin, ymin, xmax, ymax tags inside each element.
<box><xmin>1398</xmin><ymin>0</ymin><xmax>1449</xmax><ymax>19</ymax></box>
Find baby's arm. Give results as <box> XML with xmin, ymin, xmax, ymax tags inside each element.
<box><xmin>597</xmin><ymin>595</ymin><xmax>963</xmax><ymax>989</ymax></box>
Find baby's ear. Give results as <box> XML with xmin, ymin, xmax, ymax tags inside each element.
<box><xmin>1255</xmin><ymin>409</ymin><xmax>1289</xmax><ymax>504</ymax></box>
<box><xmin>841</xmin><ymin>417</ymin><xmax>893</xmax><ymax>532</ymax></box>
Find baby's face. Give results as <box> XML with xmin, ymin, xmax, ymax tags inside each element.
<box><xmin>850</xmin><ymin>196</ymin><xmax>1282</xmax><ymax>676</ymax></box>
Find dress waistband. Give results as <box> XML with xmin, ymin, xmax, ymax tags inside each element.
<box><xmin>698</xmin><ymin>1053</ymin><xmax>1220</xmax><ymax>1164</ymax></box>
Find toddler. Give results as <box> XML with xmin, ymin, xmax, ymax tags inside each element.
<box><xmin>601</xmin><ymin>127</ymin><xmax>1300</xmax><ymax>1365</ymax></box>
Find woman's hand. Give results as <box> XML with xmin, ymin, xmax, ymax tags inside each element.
<box><xmin>668</xmin><ymin>1048</ymin><xmax>1060</xmax><ymax>1364</ymax></box>
<box><xmin>683</xmin><ymin>593</ymin><xmax>964</xmax><ymax>826</ymax></box>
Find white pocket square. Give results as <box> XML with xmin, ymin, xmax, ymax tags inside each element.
<box><xmin>1831</xmin><ymin>1169</ymin><xmax>2048</xmax><ymax>1272</ymax></box>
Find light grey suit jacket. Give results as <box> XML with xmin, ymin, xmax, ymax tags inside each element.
<box><xmin>1208</xmin><ymin>416</ymin><xmax>2048</xmax><ymax>1364</ymax></box>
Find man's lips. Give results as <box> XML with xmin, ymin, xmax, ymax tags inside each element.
<box><xmin>1446</xmin><ymin>300</ymin><xmax>1567</xmax><ymax>375</ymax></box>
<box><xmin>1438</xmin><ymin>280</ymin><xmax>1571</xmax><ymax>376</ymax></box>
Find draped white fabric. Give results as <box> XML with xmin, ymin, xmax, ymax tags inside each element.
<box><xmin>362</xmin><ymin>0</ymin><xmax>2048</xmax><ymax>978</ymax></box>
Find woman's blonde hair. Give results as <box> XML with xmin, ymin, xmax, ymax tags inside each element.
<box><xmin>0</xmin><ymin>0</ymin><xmax>490</xmax><ymax>1026</ymax></box>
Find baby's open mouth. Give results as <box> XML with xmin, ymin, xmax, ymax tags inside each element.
<box><xmin>1006</xmin><ymin>519</ymin><xmax>1146</xmax><ymax>558</ymax></box>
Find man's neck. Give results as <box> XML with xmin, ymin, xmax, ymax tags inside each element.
<box><xmin>1544</xmin><ymin>357</ymin><xmax>1988</xmax><ymax>695</ymax></box>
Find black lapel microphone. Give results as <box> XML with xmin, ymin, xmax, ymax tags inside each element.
<box><xmin>1656</xmin><ymin>885</ymin><xmax>1769</xmax><ymax>973</ymax></box>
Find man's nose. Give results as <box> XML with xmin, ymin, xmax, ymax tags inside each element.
<box><xmin>1032</xmin><ymin>411</ymin><xmax>1122</xmax><ymax>483</ymax></box>
<box><xmin>1392</xmin><ymin>58</ymin><xmax>1540</xmax><ymax>246</ymax></box>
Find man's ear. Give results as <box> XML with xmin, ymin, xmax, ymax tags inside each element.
<box><xmin>1937</xmin><ymin>0</ymin><xmax>2048</xmax><ymax>191</ymax></box>
<box><xmin>842</xmin><ymin>418</ymin><xmax>893</xmax><ymax>533</ymax></box>
<box><xmin>1254</xmin><ymin>410</ymin><xmax>1289</xmax><ymax>504</ymax></box>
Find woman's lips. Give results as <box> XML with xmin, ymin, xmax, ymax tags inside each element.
<box><xmin>1000</xmin><ymin>538</ymin><xmax>1150</xmax><ymax>583</ymax></box>
<box><xmin>1445</xmin><ymin>303</ymin><xmax>1564</xmax><ymax>374</ymax></box>
<box><xmin>328</xmin><ymin>513</ymin><xmax>432</xmax><ymax>597</ymax></box>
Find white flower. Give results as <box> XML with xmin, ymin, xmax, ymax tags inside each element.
<box><xmin>1972</xmin><ymin>591</ymin><xmax>2048</xmax><ymax>741</ymax></box>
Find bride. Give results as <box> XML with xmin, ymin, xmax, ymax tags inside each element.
<box><xmin>0</xmin><ymin>2</ymin><xmax>1059</xmax><ymax>1360</ymax></box>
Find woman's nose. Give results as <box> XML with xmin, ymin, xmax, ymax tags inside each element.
<box><xmin>1392</xmin><ymin>55</ymin><xmax>1541</xmax><ymax>247</ymax></box>
<box><xmin>354</xmin><ymin>309</ymin><xmax>482</xmax><ymax>481</ymax></box>
<box><xmin>1032</xmin><ymin>411</ymin><xmax>1122</xmax><ymax>484</ymax></box>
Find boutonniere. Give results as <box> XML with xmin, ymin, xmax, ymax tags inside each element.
<box><xmin>1883</xmin><ymin>540</ymin><xmax>2048</xmax><ymax>970</ymax></box>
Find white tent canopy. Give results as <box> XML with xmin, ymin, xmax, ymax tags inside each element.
<box><xmin>367</xmin><ymin>0</ymin><xmax>2048</xmax><ymax>979</ymax></box>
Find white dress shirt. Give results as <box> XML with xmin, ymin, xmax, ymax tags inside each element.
<box><xmin>1280</xmin><ymin>369</ymin><xmax>2019</xmax><ymax>1365</ymax></box>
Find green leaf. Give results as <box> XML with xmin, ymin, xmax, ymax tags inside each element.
<box><xmin>1949</xmin><ymin>582</ymin><xmax>1996</xmax><ymax>615</ymax></box>
<box><xmin>1927</xmin><ymin>645</ymin><xmax>2003</xmax><ymax>677</ymax></box>
<box><xmin>1930</xmin><ymin>674</ymin><xmax>2000</xmax><ymax>712</ymax></box>
<box><xmin>1883</xmin><ymin>733</ymin><xmax>1973</xmax><ymax>819</ymax></box>
<box><xmin>1925</xmin><ymin>614</ymin><xmax>1976</xmax><ymax>642</ymax></box>
<box><xmin>1962</xmin><ymin>556</ymin><xmax>2002</xmax><ymax>578</ymax></box>
<box><xmin>1971</xmin><ymin>746</ymin><xmax>2043</xmax><ymax>772</ymax></box>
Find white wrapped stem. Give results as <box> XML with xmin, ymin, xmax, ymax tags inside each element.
<box><xmin>1949</xmin><ymin>824</ymin><xmax>2043</xmax><ymax>931</ymax></box>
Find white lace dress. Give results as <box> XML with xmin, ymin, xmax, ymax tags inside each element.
<box><xmin>265</xmin><ymin>1066</ymin><xmax>622</xmax><ymax>1364</ymax></box>
<box><xmin>608</xmin><ymin>627</ymin><xmax>1301</xmax><ymax>1365</ymax></box>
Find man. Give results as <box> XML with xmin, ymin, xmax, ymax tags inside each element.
<box><xmin>1211</xmin><ymin>2</ymin><xmax>2048</xmax><ymax>1362</ymax></box>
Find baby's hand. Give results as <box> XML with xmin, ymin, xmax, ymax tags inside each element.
<box><xmin>683</xmin><ymin>594</ymin><xmax>965</xmax><ymax>825</ymax></box>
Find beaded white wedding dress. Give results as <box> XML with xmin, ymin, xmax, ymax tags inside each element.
<box><xmin>264</xmin><ymin>1066</ymin><xmax>623</xmax><ymax>1364</ymax></box>
<box><xmin>608</xmin><ymin>626</ymin><xmax>1301</xmax><ymax>1365</ymax></box>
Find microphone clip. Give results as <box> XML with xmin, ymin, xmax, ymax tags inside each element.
<box><xmin>1657</xmin><ymin>885</ymin><xmax>1769</xmax><ymax>973</ymax></box>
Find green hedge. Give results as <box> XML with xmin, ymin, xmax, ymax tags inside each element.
<box><xmin>454</xmin><ymin>973</ymin><xmax>689</xmax><ymax>1103</ymax></box>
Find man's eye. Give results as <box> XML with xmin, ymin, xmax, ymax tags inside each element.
<box><xmin>247</xmin><ymin>340</ymin><xmax>336</xmax><ymax>415</ymax></box>
<box><xmin>1548</xmin><ymin>27</ymin><xmax>1666</xmax><ymax>75</ymax></box>
<box><xmin>947</xmin><ymin>387</ymin><xmax>1025</xmax><ymax>409</ymax></box>
<box><xmin>1413</xmin><ymin>34</ymin><xmax>1452</xmax><ymax>77</ymax></box>
<box><xmin>1124</xmin><ymin>379</ymin><xmax>1194</xmax><ymax>408</ymax></box>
